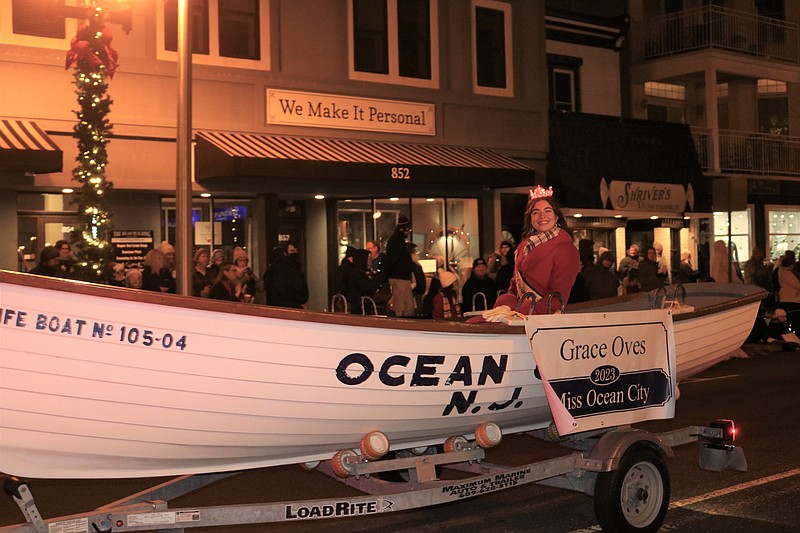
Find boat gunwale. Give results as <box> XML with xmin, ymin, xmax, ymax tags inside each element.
<box><xmin>0</xmin><ymin>270</ymin><xmax>766</xmax><ymax>334</ymax></box>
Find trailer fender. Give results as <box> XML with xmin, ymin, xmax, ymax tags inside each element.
<box><xmin>581</xmin><ymin>428</ymin><xmax>673</xmax><ymax>473</ymax></box>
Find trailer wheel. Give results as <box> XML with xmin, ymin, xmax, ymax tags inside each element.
<box><xmin>594</xmin><ymin>445</ymin><xmax>670</xmax><ymax>533</ymax></box>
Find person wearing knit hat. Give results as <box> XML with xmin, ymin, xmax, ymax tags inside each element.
<box><xmin>208</xmin><ymin>248</ymin><xmax>226</xmax><ymax>280</ymax></box>
<box><xmin>233</xmin><ymin>246</ymin><xmax>249</xmax><ymax>267</ymax></box>
<box><xmin>396</xmin><ymin>214</ymin><xmax>412</xmax><ymax>232</ymax></box>
<box><xmin>462</xmin><ymin>257</ymin><xmax>497</xmax><ymax>312</ymax></box>
<box><xmin>583</xmin><ymin>249</ymin><xmax>619</xmax><ymax>300</ymax></box>
<box><xmin>29</xmin><ymin>246</ymin><xmax>62</xmax><ymax>277</ymax></box>
<box><xmin>383</xmin><ymin>214</ymin><xmax>415</xmax><ymax>316</ymax></box>
<box><xmin>438</xmin><ymin>268</ymin><xmax>458</xmax><ymax>288</ymax></box>
<box><xmin>426</xmin><ymin>268</ymin><xmax>461</xmax><ymax>319</ymax></box>
<box><xmin>334</xmin><ymin>246</ymin><xmax>357</xmax><ymax>298</ymax></box>
<box><xmin>192</xmin><ymin>248</ymin><xmax>213</xmax><ymax>297</ymax></box>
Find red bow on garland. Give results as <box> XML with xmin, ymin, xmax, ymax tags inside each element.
<box><xmin>65</xmin><ymin>21</ymin><xmax>119</xmax><ymax>78</ymax></box>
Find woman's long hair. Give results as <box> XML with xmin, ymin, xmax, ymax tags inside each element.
<box><xmin>521</xmin><ymin>195</ymin><xmax>572</xmax><ymax>238</ymax></box>
<box><xmin>143</xmin><ymin>249</ymin><xmax>164</xmax><ymax>271</ymax></box>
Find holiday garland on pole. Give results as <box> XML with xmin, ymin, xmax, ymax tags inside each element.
<box><xmin>65</xmin><ymin>2</ymin><xmax>119</xmax><ymax>282</ymax></box>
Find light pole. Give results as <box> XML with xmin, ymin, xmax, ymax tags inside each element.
<box><xmin>176</xmin><ymin>0</ymin><xmax>193</xmax><ymax>296</ymax></box>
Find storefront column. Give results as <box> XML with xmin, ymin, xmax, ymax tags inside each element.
<box><xmin>704</xmin><ymin>68</ymin><xmax>720</xmax><ymax>173</ymax></box>
<box><xmin>306</xmin><ymin>199</ymin><xmax>328</xmax><ymax>311</ymax></box>
<box><xmin>788</xmin><ymin>81</ymin><xmax>800</xmax><ymax>141</ymax></box>
<box><xmin>261</xmin><ymin>192</ymin><xmax>279</xmax><ymax>257</ymax></box>
<box><xmin>0</xmin><ymin>190</ymin><xmax>16</xmax><ymax>271</ymax></box>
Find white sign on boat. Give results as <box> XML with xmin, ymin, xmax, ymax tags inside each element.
<box><xmin>524</xmin><ymin>309</ymin><xmax>677</xmax><ymax>436</ymax></box>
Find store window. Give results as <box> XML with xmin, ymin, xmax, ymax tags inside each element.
<box><xmin>713</xmin><ymin>209</ymin><xmax>751</xmax><ymax>266</ymax></box>
<box><xmin>472</xmin><ymin>0</ymin><xmax>513</xmax><ymax>97</ymax></box>
<box><xmin>161</xmin><ymin>197</ymin><xmax>252</xmax><ymax>259</ymax></box>
<box><xmin>17</xmin><ymin>193</ymin><xmax>80</xmax><ymax>273</ymax></box>
<box><xmin>158</xmin><ymin>0</ymin><xmax>269</xmax><ymax>70</ymax></box>
<box><xmin>349</xmin><ymin>0</ymin><xmax>438</xmax><ymax>88</ymax></box>
<box><xmin>336</xmin><ymin>196</ymin><xmax>480</xmax><ymax>287</ymax></box>
<box><xmin>768</xmin><ymin>207</ymin><xmax>800</xmax><ymax>259</ymax></box>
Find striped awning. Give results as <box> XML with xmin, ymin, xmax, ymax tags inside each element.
<box><xmin>195</xmin><ymin>131</ymin><xmax>533</xmax><ymax>190</ymax></box>
<box><xmin>0</xmin><ymin>118</ymin><xmax>63</xmax><ymax>174</ymax></box>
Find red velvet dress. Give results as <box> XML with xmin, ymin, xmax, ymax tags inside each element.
<box><xmin>495</xmin><ymin>230</ymin><xmax>580</xmax><ymax>314</ymax></box>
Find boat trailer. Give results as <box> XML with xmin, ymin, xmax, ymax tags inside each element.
<box><xmin>1</xmin><ymin>421</ymin><xmax>746</xmax><ymax>533</ymax></box>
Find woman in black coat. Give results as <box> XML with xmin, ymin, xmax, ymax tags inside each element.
<box><xmin>347</xmin><ymin>249</ymin><xmax>382</xmax><ymax>315</ymax></box>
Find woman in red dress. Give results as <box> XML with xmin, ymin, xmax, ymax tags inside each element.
<box><xmin>493</xmin><ymin>186</ymin><xmax>579</xmax><ymax>315</ymax></box>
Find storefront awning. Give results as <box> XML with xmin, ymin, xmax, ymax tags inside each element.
<box><xmin>0</xmin><ymin>118</ymin><xmax>63</xmax><ymax>174</ymax></box>
<box><xmin>547</xmin><ymin>111</ymin><xmax>709</xmax><ymax>212</ymax></box>
<box><xmin>195</xmin><ymin>131</ymin><xmax>534</xmax><ymax>191</ymax></box>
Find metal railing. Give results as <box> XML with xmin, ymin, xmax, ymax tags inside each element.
<box><xmin>645</xmin><ymin>5</ymin><xmax>799</xmax><ymax>64</ymax></box>
<box><xmin>691</xmin><ymin>126</ymin><xmax>800</xmax><ymax>176</ymax></box>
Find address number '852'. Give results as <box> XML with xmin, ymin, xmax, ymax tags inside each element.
<box><xmin>391</xmin><ymin>167</ymin><xmax>410</xmax><ymax>179</ymax></box>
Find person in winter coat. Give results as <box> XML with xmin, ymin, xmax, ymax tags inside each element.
<box><xmin>777</xmin><ymin>252</ymin><xmax>800</xmax><ymax>333</ymax></box>
<box><xmin>383</xmin><ymin>214</ymin><xmax>416</xmax><ymax>316</ymax></box>
<box><xmin>431</xmin><ymin>269</ymin><xmax>461</xmax><ymax>319</ymax></box>
<box><xmin>462</xmin><ymin>257</ymin><xmax>497</xmax><ymax>312</ymax></box>
<box><xmin>263</xmin><ymin>243</ymin><xmax>309</xmax><ymax>309</ymax></box>
<box><xmin>583</xmin><ymin>251</ymin><xmax>619</xmax><ymax>300</ymax></box>
<box><xmin>347</xmin><ymin>249</ymin><xmax>383</xmax><ymax>315</ymax></box>
<box><xmin>29</xmin><ymin>246</ymin><xmax>61</xmax><ymax>277</ymax></box>
<box><xmin>334</xmin><ymin>246</ymin><xmax>356</xmax><ymax>298</ymax></box>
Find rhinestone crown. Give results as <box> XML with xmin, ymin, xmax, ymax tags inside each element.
<box><xmin>529</xmin><ymin>185</ymin><xmax>554</xmax><ymax>200</ymax></box>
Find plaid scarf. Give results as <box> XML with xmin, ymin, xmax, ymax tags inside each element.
<box><xmin>441</xmin><ymin>295</ymin><xmax>460</xmax><ymax>319</ymax></box>
<box><xmin>519</xmin><ymin>227</ymin><xmax>560</xmax><ymax>260</ymax></box>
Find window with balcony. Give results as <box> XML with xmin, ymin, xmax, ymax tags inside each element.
<box><xmin>756</xmin><ymin>0</ymin><xmax>785</xmax><ymax>20</ymax></box>
<box><xmin>548</xmin><ymin>55</ymin><xmax>581</xmax><ymax>112</ymax></box>
<box><xmin>158</xmin><ymin>0</ymin><xmax>269</xmax><ymax>70</ymax></box>
<box><xmin>472</xmin><ymin>0</ymin><xmax>513</xmax><ymax>97</ymax></box>
<box><xmin>644</xmin><ymin>82</ymin><xmax>686</xmax><ymax>123</ymax></box>
<box><xmin>349</xmin><ymin>0</ymin><xmax>438</xmax><ymax>88</ymax></box>
<box><xmin>758</xmin><ymin>79</ymin><xmax>789</xmax><ymax>136</ymax></box>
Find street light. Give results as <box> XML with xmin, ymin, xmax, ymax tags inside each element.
<box><xmin>176</xmin><ymin>0</ymin><xmax>193</xmax><ymax>296</ymax></box>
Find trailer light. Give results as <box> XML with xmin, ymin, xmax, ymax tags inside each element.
<box><xmin>710</xmin><ymin>419</ymin><xmax>736</xmax><ymax>444</ymax></box>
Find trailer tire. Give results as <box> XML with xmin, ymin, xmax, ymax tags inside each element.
<box><xmin>594</xmin><ymin>444</ymin><xmax>670</xmax><ymax>533</ymax></box>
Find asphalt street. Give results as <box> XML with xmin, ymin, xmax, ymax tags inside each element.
<box><xmin>1</xmin><ymin>342</ymin><xmax>799</xmax><ymax>532</ymax></box>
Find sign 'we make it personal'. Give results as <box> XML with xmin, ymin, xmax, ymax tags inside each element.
<box><xmin>267</xmin><ymin>88</ymin><xmax>435</xmax><ymax>136</ymax></box>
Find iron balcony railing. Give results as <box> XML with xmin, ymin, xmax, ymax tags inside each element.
<box><xmin>692</xmin><ymin>127</ymin><xmax>800</xmax><ymax>176</ymax></box>
<box><xmin>645</xmin><ymin>5</ymin><xmax>799</xmax><ymax>64</ymax></box>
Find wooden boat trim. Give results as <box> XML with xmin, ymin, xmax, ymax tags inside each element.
<box><xmin>0</xmin><ymin>270</ymin><xmax>765</xmax><ymax>332</ymax></box>
<box><xmin>0</xmin><ymin>270</ymin><xmax>516</xmax><ymax>334</ymax></box>
<box><xmin>566</xmin><ymin>284</ymin><xmax>766</xmax><ymax>321</ymax></box>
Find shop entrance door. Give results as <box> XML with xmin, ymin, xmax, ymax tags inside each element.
<box><xmin>17</xmin><ymin>214</ymin><xmax>81</xmax><ymax>272</ymax></box>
